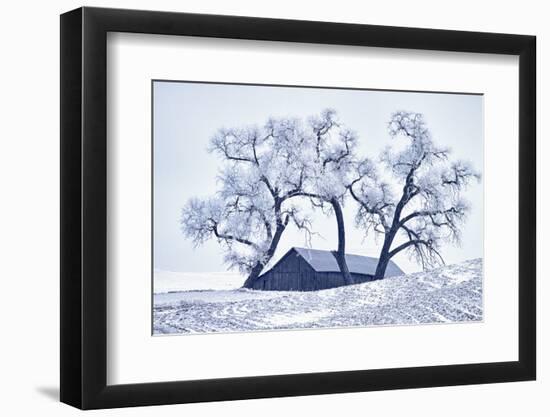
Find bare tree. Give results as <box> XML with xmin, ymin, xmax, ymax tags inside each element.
<box><xmin>349</xmin><ymin>111</ymin><xmax>480</xmax><ymax>279</ymax></box>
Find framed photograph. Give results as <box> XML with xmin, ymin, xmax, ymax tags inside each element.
<box><xmin>60</xmin><ymin>6</ymin><xmax>536</xmax><ymax>409</ymax></box>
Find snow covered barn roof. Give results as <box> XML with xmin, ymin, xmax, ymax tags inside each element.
<box><xmin>289</xmin><ymin>247</ymin><xmax>404</xmax><ymax>277</ymax></box>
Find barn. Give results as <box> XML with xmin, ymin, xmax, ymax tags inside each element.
<box><xmin>250</xmin><ymin>247</ymin><xmax>404</xmax><ymax>291</ymax></box>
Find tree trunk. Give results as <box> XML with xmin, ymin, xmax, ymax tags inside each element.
<box><xmin>374</xmin><ymin>230</ymin><xmax>396</xmax><ymax>280</ymax></box>
<box><xmin>331</xmin><ymin>198</ymin><xmax>354</xmax><ymax>285</ymax></box>
<box><xmin>374</xmin><ymin>251</ymin><xmax>390</xmax><ymax>280</ymax></box>
<box><xmin>242</xmin><ymin>211</ymin><xmax>287</xmax><ymax>289</ymax></box>
<box><xmin>242</xmin><ymin>262</ymin><xmax>265</xmax><ymax>289</ymax></box>
<box><xmin>374</xmin><ymin>186</ymin><xmax>410</xmax><ymax>280</ymax></box>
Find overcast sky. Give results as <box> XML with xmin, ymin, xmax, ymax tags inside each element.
<box><xmin>153</xmin><ymin>81</ymin><xmax>483</xmax><ymax>275</ymax></box>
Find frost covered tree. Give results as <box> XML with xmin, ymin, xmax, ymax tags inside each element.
<box><xmin>181</xmin><ymin>110</ymin><xmax>356</xmax><ymax>287</ymax></box>
<box><xmin>180</xmin><ymin>110</ymin><xmax>359</xmax><ymax>288</ymax></box>
<box><xmin>301</xmin><ymin>109</ymin><xmax>358</xmax><ymax>285</ymax></box>
<box><xmin>181</xmin><ymin>117</ymin><xmax>314</xmax><ymax>288</ymax></box>
<box><xmin>349</xmin><ymin>111</ymin><xmax>480</xmax><ymax>279</ymax></box>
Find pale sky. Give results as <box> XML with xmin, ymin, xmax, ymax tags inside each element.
<box><xmin>153</xmin><ymin>81</ymin><xmax>483</xmax><ymax>275</ymax></box>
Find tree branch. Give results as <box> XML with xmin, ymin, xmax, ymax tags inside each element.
<box><xmin>388</xmin><ymin>238</ymin><xmax>432</xmax><ymax>258</ymax></box>
<box><xmin>211</xmin><ymin>221</ymin><xmax>258</xmax><ymax>249</ymax></box>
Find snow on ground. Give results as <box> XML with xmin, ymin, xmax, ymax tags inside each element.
<box><xmin>153</xmin><ymin>258</ymin><xmax>482</xmax><ymax>335</ymax></box>
<box><xmin>153</xmin><ymin>270</ymin><xmax>244</xmax><ymax>293</ymax></box>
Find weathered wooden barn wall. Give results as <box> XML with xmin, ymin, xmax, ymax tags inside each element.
<box><xmin>250</xmin><ymin>250</ymin><xmax>376</xmax><ymax>291</ymax></box>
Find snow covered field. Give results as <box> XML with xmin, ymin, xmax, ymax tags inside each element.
<box><xmin>153</xmin><ymin>258</ymin><xmax>482</xmax><ymax>334</ymax></box>
<box><xmin>154</xmin><ymin>270</ymin><xmax>243</xmax><ymax>293</ymax></box>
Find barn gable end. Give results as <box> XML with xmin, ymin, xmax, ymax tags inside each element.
<box><xmin>254</xmin><ymin>248</ymin><xmax>317</xmax><ymax>291</ymax></box>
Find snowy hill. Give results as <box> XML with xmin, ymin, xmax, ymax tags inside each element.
<box><xmin>153</xmin><ymin>258</ymin><xmax>482</xmax><ymax>334</ymax></box>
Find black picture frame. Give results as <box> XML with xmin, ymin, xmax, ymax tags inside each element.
<box><xmin>60</xmin><ymin>6</ymin><xmax>536</xmax><ymax>410</ymax></box>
